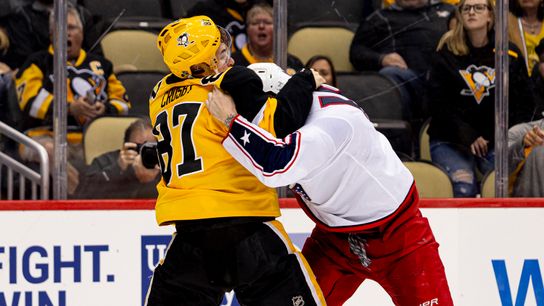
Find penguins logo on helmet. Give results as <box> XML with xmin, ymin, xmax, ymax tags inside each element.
<box><xmin>177</xmin><ymin>33</ymin><xmax>192</xmax><ymax>47</ymax></box>
<box><xmin>157</xmin><ymin>16</ymin><xmax>223</xmax><ymax>78</ymax></box>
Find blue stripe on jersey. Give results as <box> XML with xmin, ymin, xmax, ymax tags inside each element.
<box><xmin>317</xmin><ymin>85</ymin><xmax>361</xmax><ymax>110</ymax></box>
<box><xmin>318</xmin><ymin>96</ymin><xmax>360</xmax><ymax>109</ymax></box>
<box><xmin>229</xmin><ymin>119</ymin><xmax>300</xmax><ymax>176</ymax></box>
<box><xmin>317</xmin><ymin>84</ymin><xmax>340</xmax><ymax>93</ymax></box>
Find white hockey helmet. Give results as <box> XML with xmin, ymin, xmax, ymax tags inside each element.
<box><xmin>247</xmin><ymin>63</ymin><xmax>291</xmax><ymax>94</ymax></box>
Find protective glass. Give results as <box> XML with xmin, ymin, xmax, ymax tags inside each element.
<box><xmin>216</xmin><ymin>26</ymin><xmax>232</xmax><ymax>66</ymax></box>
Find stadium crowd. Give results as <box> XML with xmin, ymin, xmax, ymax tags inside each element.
<box><xmin>1</xmin><ymin>0</ymin><xmax>544</xmax><ymax>199</ymax></box>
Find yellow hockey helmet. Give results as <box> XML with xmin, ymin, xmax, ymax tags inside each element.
<box><xmin>157</xmin><ymin>16</ymin><xmax>224</xmax><ymax>78</ymax></box>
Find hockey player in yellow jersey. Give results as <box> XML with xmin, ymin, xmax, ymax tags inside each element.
<box><xmin>144</xmin><ymin>16</ymin><xmax>327</xmax><ymax>306</ymax></box>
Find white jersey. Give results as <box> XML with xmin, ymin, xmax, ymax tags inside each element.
<box><xmin>223</xmin><ymin>85</ymin><xmax>416</xmax><ymax>232</ymax></box>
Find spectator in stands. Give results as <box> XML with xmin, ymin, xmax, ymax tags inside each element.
<box><xmin>427</xmin><ymin>0</ymin><xmax>534</xmax><ymax>197</ymax></box>
<box><xmin>0</xmin><ymin>26</ymin><xmax>13</xmax><ymax>100</ymax></box>
<box><xmin>361</xmin><ymin>0</ymin><xmax>379</xmax><ymax>20</ymax></box>
<box><xmin>185</xmin><ymin>0</ymin><xmax>271</xmax><ymax>52</ymax></box>
<box><xmin>508</xmin><ymin>119</ymin><xmax>544</xmax><ymax>197</ymax></box>
<box><xmin>509</xmin><ymin>40</ymin><xmax>544</xmax><ymax>197</ymax></box>
<box><xmin>75</xmin><ymin>118</ymin><xmax>159</xmax><ymax>199</ymax></box>
<box><xmin>15</xmin><ymin>6</ymin><xmax>131</xmax><ymax>195</ymax></box>
<box><xmin>305</xmin><ymin>55</ymin><xmax>337</xmax><ymax>87</ymax></box>
<box><xmin>349</xmin><ymin>0</ymin><xmax>455</xmax><ymax>125</ymax></box>
<box><xmin>0</xmin><ymin>23</ymin><xmax>29</xmax><ymax>168</ymax></box>
<box><xmin>510</xmin><ymin>0</ymin><xmax>544</xmax><ymax>75</ymax></box>
<box><xmin>0</xmin><ymin>25</ymin><xmax>8</xmax><ymax>56</ymax></box>
<box><xmin>0</xmin><ymin>0</ymin><xmax>102</xmax><ymax>69</ymax></box>
<box><xmin>531</xmin><ymin>38</ymin><xmax>544</xmax><ymax>114</ymax></box>
<box><xmin>1</xmin><ymin>23</ymin><xmax>26</xmax><ymax>153</ymax></box>
<box><xmin>231</xmin><ymin>3</ymin><xmax>303</xmax><ymax>74</ymax></box>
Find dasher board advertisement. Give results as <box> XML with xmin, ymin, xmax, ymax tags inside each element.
<box><xmin>0</xmin><ymin>200</ymin><xmax>542</xmax><ymax>306</ymax></box>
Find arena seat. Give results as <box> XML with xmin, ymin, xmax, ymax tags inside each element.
<box><xmin>419</xmin><ymin>118</ymin><xmax>431</xmax><ymax>161</ymax></box>
<box><xmin>336</xmin><ymin>72</ymin><xmax>403</xmax><ymax>120</ymax></box>
<box><xmin>480</xmin><ymin>170</ymin><xmax>495</xmax><ymax>198</ymax></box>
<box><xmin>288</xmin><ymin>24</ymin><xmax>355</xmax><ymax>72</ymax></box>
<box><xmin>403</xmin><ymin>161</ymin><xmax>454</xmax><ymax>198</ymax></box>
<box><xmin>83</xmin><ymin>116</ymin><xmax>140</xmax><ymax>165</ymax></box>
<box><xmin>336</xmin><ymin>72</ymin><xmax>411</xmax><ymax>157</ymax></box>
<box><xmin>101</xmin><ymin>30</ymin><xmax>169</xmax><ymax>73</ymax></box>
<box><xmin>287</xmin><ymin>0</ymin><xmax>362</xmax><ymax>34</ymax></box>
<box><xmin>117</xmin><ymin>71</ymin><xmax>164</xmax><ymax>117</ymax></box>
<box><xmin>373</xmin><ymin>119</ymin><xmax>414</xmax><ymax>159</ymax></box>
<box><xmin>80</xmin><ymin>0</ymin><xmax>165</xmax><ymax>20</ymax></box>
<box><xmin>170</xmin><ymin>0</ymin><xmax>201</xmax><ymax>18</ymax></box>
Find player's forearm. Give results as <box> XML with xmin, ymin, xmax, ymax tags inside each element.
<box><xmin>274</xmin><ymin>69</ymin><xmax>315</xmax><ymax>138</ymax></box>
<box><xmin>222</xmin><ymin>115</ymin><xmax>303</xmax><ymax>188</ymax></box>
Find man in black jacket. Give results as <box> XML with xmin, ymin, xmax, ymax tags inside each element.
<box><xmin>0</xmin><ymin>0</ymin><xmax>103</xmax><ymax>69</ymax></box>
<box><xmin>349</xmin><ymin>0</ymin><xmax>455</xmax><ymax>125</ymax></box>
<box><xmin>75</xmin><ymin>118</ymin><xmax>160</xmax><ymax>199</ymax></box>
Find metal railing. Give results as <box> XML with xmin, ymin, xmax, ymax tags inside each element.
<box><xmin>0</xmin><ymin>121</ymin><xmax>49</xmax><ymax>200</ymax></box>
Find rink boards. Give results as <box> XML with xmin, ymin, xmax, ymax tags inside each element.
<box><xmin>0</xmin><ymin>198</ymin><xmax>543</xmax><ymax>306</ymax></box>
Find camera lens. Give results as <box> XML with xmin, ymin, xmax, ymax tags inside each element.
<box><xmin>140</xmin><ymin>142</ymin><xmax>159</xmax><ymax>169</ymax></box>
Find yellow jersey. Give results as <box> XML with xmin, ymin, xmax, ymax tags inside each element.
<box><xmin>149</xmin><ymin>67</ymin><xmax>279</xmax><ymax>225</ymax></box>
<box><xmin>15</xmin><ymin>46</ymin><xmax>130</xmax><ymax>131</ymax></box>
<box><xmin>523</xmin><ymin>26</ymin><xmax>544</xmax><ymax>75</ymax></box>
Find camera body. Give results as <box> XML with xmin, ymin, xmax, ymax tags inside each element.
<box><xmin>130</xmin><ymin>143</ymin><xmax>144</xmax><ymax>154</ymax></box>
<box><xmin>127</xmin><ymin>142</ymin><xmax>159</xmax><ymax>169</ymax></box>
<box><xmin>135</xmin><ymin>142</ymin><xmax>159</xmax><ymax>169</ymax></box>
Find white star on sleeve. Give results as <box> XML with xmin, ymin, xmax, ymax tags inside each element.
<box><xmin>240</xmin><ymin>130</ymin><xmax>251</xmax><ymax>146</ymax></box>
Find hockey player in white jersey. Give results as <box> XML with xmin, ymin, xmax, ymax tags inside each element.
<box><xmin>207</xmin><ymin>63</ymin><xmax>453</xmax><ymax>306</ymax></box>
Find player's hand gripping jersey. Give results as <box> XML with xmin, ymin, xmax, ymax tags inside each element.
<box><xmin>148</xmin><ymin>66</ymin><xmax>315</xmax><ymax>225</ymax></box>
<box><xmin>222</xmin><ymin>85</ymin><xmax>416</xmax><ymax>232</ymax></box>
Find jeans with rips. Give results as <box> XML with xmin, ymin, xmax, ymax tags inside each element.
<box><xmin>430</xmin><ymin>140</ymin><xmax>495</xmax><ymax>197</ymax></box>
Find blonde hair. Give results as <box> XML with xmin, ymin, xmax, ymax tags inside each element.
<box><xmin>437</xmin><ymin>0</ymin><xmax>495</xmax><ymax>56</ymax></box>
<box><xmin>49</xmin><ymin>5</ymin><xmax>83</xmax><ymax>35</ymax></box>
<box><xmin>0</xmin><ymin>27</ymin><xmax>9</xmax><ymax>55</ymax></box>
<box><xmin>246</xmin><ymin>3</ymin><xmax>273</xmax><ymax>25</ymax></box>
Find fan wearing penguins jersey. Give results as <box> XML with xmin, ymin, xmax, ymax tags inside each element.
<box><xmin>144</xmin><ymin>16</ymin><xmax>326</xmax><ymax>306</ymax></box>
<box><xmin>14</xmin><ymin>6</ymin><xmax>130</xmax><ymax>196</ymax></box>
<box><xmin>207</xmin><ymin>63</ymin><xmax>454</xmax><ymax>306</ymax></box>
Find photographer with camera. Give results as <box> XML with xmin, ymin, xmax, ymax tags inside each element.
<box><xmin>74</xmin><ymin>118</ymin><xmax>160</xmax><ymax>199</ymax></box>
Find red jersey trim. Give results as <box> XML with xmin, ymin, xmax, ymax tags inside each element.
<box><xmin>293</xmin><ymin>181</ymin><xmax>419</xmax><ymax>233</ymax></box>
